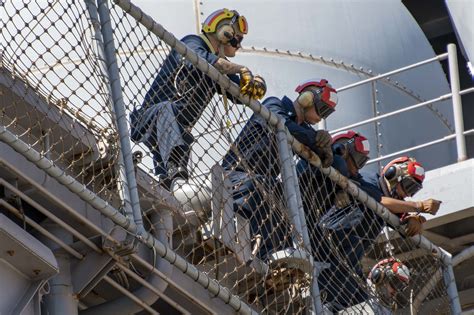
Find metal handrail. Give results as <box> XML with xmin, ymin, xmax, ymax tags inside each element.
<box><xmin>336</xmin><ymin>52</ymin><xmax>448</xmax><ymax>92</ymax></box>
<box><xmin>367</xmin><ymin>129</ymin><xmax>474</xmax><ymax>164</ymax></box>
<box><xmin>331</xmin><ymin>87</ymin><xmax>474</xmax><ymax>135</ymax></box>
<box><xmin>334</xmin><ymin>44</ymin><xmax>469</xmax><ymax>164</ymax></box>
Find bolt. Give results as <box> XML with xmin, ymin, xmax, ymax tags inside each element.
<box><xmin>6</xmin><ymin>250</ymin><xmax>14</xmax><ymax>256</ymax></box>
<box><xmin>33</xmin><ymin>269</ymin><xmax>41</xmax><ymax>276</ymax></box>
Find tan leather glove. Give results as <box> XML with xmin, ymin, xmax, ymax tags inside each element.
<box><xmin>402</xmin><ymin>214</ymin><xmax>426</xmax><ymax>236</ymax></box>
<box><xmin>416</xmin><ymin>199</ymin><xmax>442</xmax><ymax>215</ymax></box>
<box><xmin>251</xmin><ymin>75</ymin><xmax>266</xmax><ymax>100</ymax></box>
<box><xmin>335</xmin><ymin>191</ymin><xmax>351</xmax><ymax>208</ymax></box>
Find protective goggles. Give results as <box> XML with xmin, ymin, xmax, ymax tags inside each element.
<box><xmin>399</xmin><ymin>176</ymin><xmax>422</xmax><ymax>197</ymax></box>
<box><xmin>295</xmin><ymin>79</ymin><xmax>338</xmax><ymax>119</ymax></box>
<box><xmin>229</xmin><ymin>34</ymin><xmax>244</xmax><ymax>48</ymax></box>
<box><xmin>202</xmin><ymin>9</ymin><xmax>248</xmax><ymax>35</ymax></box>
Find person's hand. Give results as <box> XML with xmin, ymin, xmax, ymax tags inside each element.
<box><xmin>335</xmin><ymin>191</ymin><xmax>351</xmax><ymax>208</ymax></box>
<box><xmin>251</xmin><ymin>75</ymin><xmax>266</xmax><ymax>100</ymax></box>
<box><xmin>319</xmin><ymin>146</ymin><xmax>333</xmax><ymax>168</ymax></box>
<box><xmin>417</xmin><ymin>199</ymin><xmax>442</xmax><ymax>215</ymax></box>
<box><xmin>315</xmin><ymin>130</ymin><xmax>332</xmax><ymax>148</ymax></box>
<box><xmin>239</xmin><ymin>67</ymin><xmax>254</xmax><ymax>96</ymax></box>
<box><xmin>402</xmin><ymin>214</ymin><xmax>426</xmax><ymax>236</ymax></box>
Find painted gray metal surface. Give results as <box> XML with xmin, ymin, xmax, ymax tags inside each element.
<box><xmin>446</xmin><ymin>0</ymin><xmax>474</xmax><ymax>66</ymax></box>
<box><xmin>0</xmin><ymin>214</ymin><xmax>59</xmax><ymax>314</ymax></box>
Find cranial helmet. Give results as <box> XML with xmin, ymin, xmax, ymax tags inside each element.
<box><xmin>368</xmin><ymin>258</ymin><xmax>411</xmax><ymax>310</ymax></box>
<box><xmin>202</xmin><ymin>8</ymin><xmax>248</xmax><ymax>47</ymax></box>
<box><xmin>382</xmin><ymin>156</ymin><xmax>425</xmax><ymax>197</ymax></box>
<box><xmin>295</xmin><ymin>79</ymin><xmax>338</xmax><ymax>119</ymax></box>
<box><xmin>332</xmin><ymin>130</ymin><xmax>370</xmax><ymax>169</ymax></box>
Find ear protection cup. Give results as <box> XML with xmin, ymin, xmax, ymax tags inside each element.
<box><xmin>296</xmin><ymin>90</ymin><xmax>315</xmax><ymax>110</ymax></box>
<box><xmin>216</xmin><ymin>24</ymin><xmax>235</xmax><ymax>44</ymax></box>
<box><xmin>384</xmin><ymin>165</ymin><xmax>400</xmax><ymax>181</ymax></box>
<box><xmin>333</xmin><ymin>143</ymin><xmax>347</xmax><ymax>157</ymax></box>
<box><xmin>371</xmin><ymin>267</ymin><xmax>384</xmax><ymax>285</ymax></box>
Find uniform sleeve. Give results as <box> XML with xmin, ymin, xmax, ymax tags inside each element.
<box><xmin>264</xmin><ymin>99</ymin><xmax>319</xmax><ymax>150</ymax></box>
<box><xmin>357</xmin><ymin>172</ymin><xmax>383</xmax><ymax>202</ymax></box>
<box><xmin>182</xmin><ymin>35</ymin><xmax>219</xmax><ymax>65</ymax></box>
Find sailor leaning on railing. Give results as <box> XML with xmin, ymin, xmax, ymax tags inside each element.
<box><xmin>130</xmin><ymin>8</ymin><xmax>266</xmax><ymax>190</ymax></box>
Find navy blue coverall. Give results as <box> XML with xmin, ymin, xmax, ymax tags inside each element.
<box><xmin>297</xmin><ymin>154</ymin><xmax>385</xmax><ymax>311</ymax></box>
<box><xmin>222</xmin><ymin>96</ymin><xmax>329</xmax><ymax>260</ymax></box>
<box><xmin>130</xmin><ymin>34</ymin><xmax>240</xmax><ymax>176</ymax></box>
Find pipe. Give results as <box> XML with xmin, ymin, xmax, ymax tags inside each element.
<box><xmin>84</xmin><ymin>0</ymin><xmax>134</xmax><ymax>223</ymax></box>
<box><xmin>103</xmin><ymin>276</ymin><xmax>159</xmax><ymax>315</ymax></box>
<box><xmin>80</xmin><ymin>211</ymin><xmax>172</xmax><ymax>315</ymax></box>
<box><xmin>442</xmin><ymin>251</ymin><xmax>462</xmax><ymax>315</ymax></box>
<box><xmin>0</xmin><ymin>178</ymin><xmax>102</xmax><ymax>254</ymax></box>
<box><xmin>447</xmin><ymin>43</ymin><xmax>467</xmax><ymax>162</ymax></box>
<box><xmin>0</xmin><ymin>199</ymin><xmax>84</xmax><ymax>260</ymax></box>
<box><xmin>367</xmin><ymin>129</ymin><xmax>474</xmax><ymax>164</ymax></box>
<box><xmin>41</xmin><ymin>222</ymin><xmax>79</xmax><ymax>315</ymax></box>
<box><xmin>336</xmin><ymin>52</ymin><xmax>448</xmax><ymax>92</ymax></box>
<box><xmin>95</xmin><ymin>0</ymin><xmax>145</xmax><ymax>232</ymax></box>
<box><xmin>330</xmin><ymin>87</ymin><xmax>474</xmax><ymax>134</ymax></box>
<box><xmin>115</xmin><ymin>262</ymin><xmax>191</xmax><ymax>315</ymax></box>
<box><xmin>276</xmin><ymin>123</ymin><xmax>323</xmax><ymax>314</ymax></box>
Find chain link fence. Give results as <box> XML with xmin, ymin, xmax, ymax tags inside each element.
<box><xmin>0</xmin><ymin>1</ymin><xmax>457</xmax><ymax>314</ymax></box>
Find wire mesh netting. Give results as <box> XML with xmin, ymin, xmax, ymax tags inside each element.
<box><xmin>0</xmin><ymin>1</ymin><xmax>454</xmax><ymax>314</ymax></box>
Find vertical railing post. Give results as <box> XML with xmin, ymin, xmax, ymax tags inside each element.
<box><xmin>276</xmin><ymin>123</ymin><xmax>324</xmax><ymax>315</ymax></box>
<box><xmin>85</xmin><ymin>0</ymin><xmax>134</xmax><ymax>225</ymax></box>
<box><xmin>95</xmin><ymin>0</ymin><xmax>145</xmax><ymax>233</ymax></box>
<box><xmin>442</xmin><ymin>253</ymin><xmax>462</xmax><ymax>315</ymax></box>
<box><xmin>447</xmin><ymin>43</ymin><xmax>467</xmax><ymax>162</ymax></box>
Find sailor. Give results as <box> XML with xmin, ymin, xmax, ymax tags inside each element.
<box><xmin>222</xmin><ymin>78</ymin><xmax>337</xmax><ymax>261</ymax></box>
<box><xmin>130</xmin><ymin>8</ymin><xmax>266</xmax><ymax>188</ymax></box>
<box><xmin>367</xmin><ymin>258</ymin><xmax>411</xmax><ymax>311</ymax></box>
<box><xmin>297</xmin><ymin>131</ymin><xmax>441</xmax><ymax>311</ymax></box>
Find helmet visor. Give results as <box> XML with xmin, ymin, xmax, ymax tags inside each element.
<box><xmin>315</xmin><ymin>98</ymin><xmax>336</xmax><ymax>119</ymax></box>
<box><xmin>351</xmin><ymin>151</ymin><xmax>370</xmax><ymax>169</ymax></box>
<box><xmin>400</xmin><ymin>176</ymin><xmax>422</xmax><ymax>197</ymax></box>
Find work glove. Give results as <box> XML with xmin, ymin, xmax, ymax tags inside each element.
<box><xmin>315</xmin><ymin>130</ymin><xmax>332</xmax><ymax>148</ymax></box>
<box><xmin>401</xmin><ymin>214</ymin><xmax>426</xmax><ymax>236</ymax></box>
<box><xmin>239</xmin><ymin>68</ymin><xmax>267</xmax><ymax>100</ymax></box>
<box><xmin>251</xmin><ymin>75</ymin><xmax>267</xmax><ymax>100</ymax></box>
<box><xmin>416</xmin><ymin>199</ymin><xmax>442</xmax><ymax>215</ymax></box>
<box><xmin>334</xmin><ymin>191</ymin><xmax>351</xmax><ymax>208</ymax></box>
<box><xmin>319</xmin><ymin>146</ymin><xmax>334</xmax><ymax>168</ymax></box>
<box><xmin>239</xmin><ymin>67</ymin><xmax>254</xmax><ymax>96</ymax></box>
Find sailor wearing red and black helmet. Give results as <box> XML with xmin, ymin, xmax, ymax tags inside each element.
<box><xmin>222</xmin><ymin>78</ymin><xmax>338</xmax><ymax>261</ymax></box>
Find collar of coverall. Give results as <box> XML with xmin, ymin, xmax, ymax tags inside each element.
<box><xmin>281</xmin><ymin>95</ymin><xmax>297</xmax><ymax>119</ymax></box>
<box><xmin>199</xmin><ymin>34</ymin><xmax>216</xmax><ymax>54</ymax></box>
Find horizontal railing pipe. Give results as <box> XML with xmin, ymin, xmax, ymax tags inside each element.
<box><xmin>336</xmin><ymin>53</ymin><xmax>448</xmax><ymax>92</ymax></box>
<box><xmin>331</xmin><ymin>87</ymin><xmax>474</xmax><ymax>134</ymax></box>
<box><xmin>367</xmin><ymin>129</ymin><xmax>474</xmax><ymax>164</ymax></box>
<box><xmin>0</xmin><ymin>199</ymin><xmax>84</xmax><ymax>260</ymax></box>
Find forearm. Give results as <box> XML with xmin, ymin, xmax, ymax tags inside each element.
<box><xmin>380</xmin><ymin>196</ymin><xmax>421</xmax><ymax>214</ymax></box>
<box><xmin>214</xmin><ymin>58</ymin><xmax>245</xmax><ymax>74</ymax></box>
